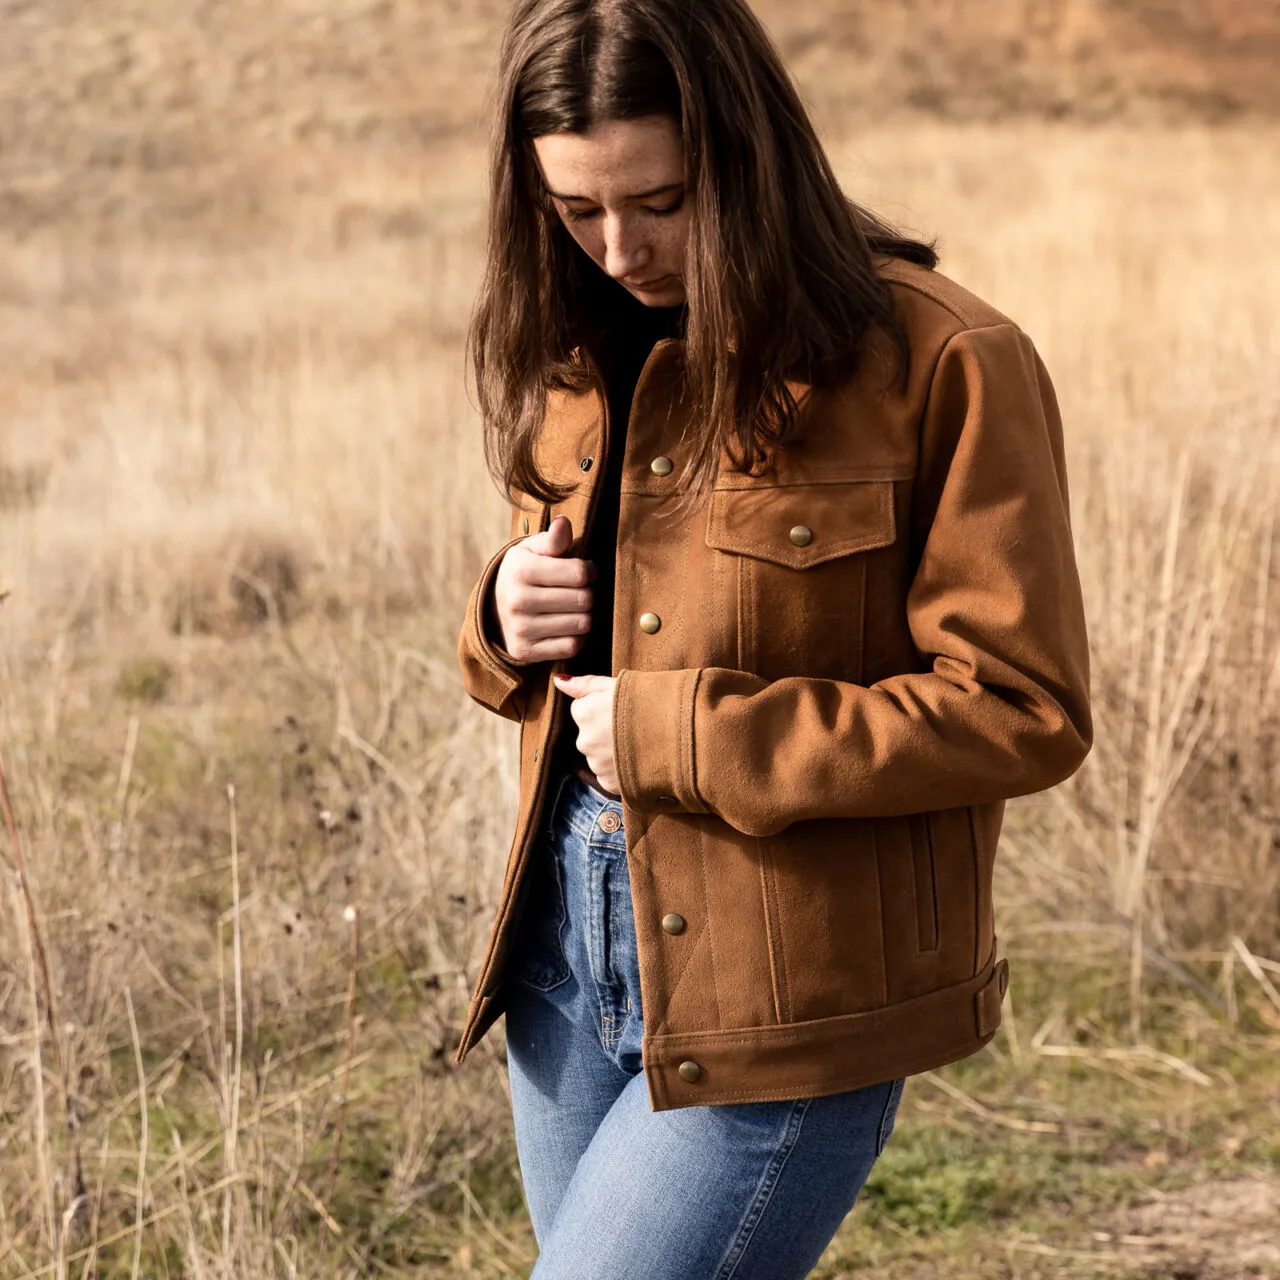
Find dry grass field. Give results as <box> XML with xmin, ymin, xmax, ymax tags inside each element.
<box><xmin>2</xmin><ymin>2</ymin><xmax>1280</xmax><ymax>1277</ymax></box>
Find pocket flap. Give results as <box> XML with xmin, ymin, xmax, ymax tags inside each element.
<box><xmin>705</xmin><ymin>480</ymin><xmax>896</xmax><ymax>569</ymax></box>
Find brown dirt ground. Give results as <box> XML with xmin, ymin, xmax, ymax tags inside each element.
<box><xmin>1107</xmin><ymin>1178</ymin><xmax>1280</xmax><ymax>1279</ymax></box>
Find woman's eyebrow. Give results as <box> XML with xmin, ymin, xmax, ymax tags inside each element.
<box><xmin>546</xmin><ymin>182</ymin><xmax>685</xmax><ymax>202</ymax></box>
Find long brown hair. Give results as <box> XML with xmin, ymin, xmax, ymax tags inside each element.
<box><xmin>470</xmin><ymin>0</ymin><xmax>938</xmax><ymax>509</ymax></box>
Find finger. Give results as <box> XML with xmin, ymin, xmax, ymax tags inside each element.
<box><xmin>510</xmin><ymin>612</ymin><xmax>592</xmax><ymax>644</ymax></box>
<box><xmin>553</xmin><ymin>674</ymin><xmax>612</xmax><ymax>697</ymax></box>
<box><xmin>552</xmin><ymin>673</ymin><xmax>585</xmax><ymax>699</ymax></box>
<box><xmin>523</xmin><ymin>514</ymin><xmax>574</xmax><ymax>558</ymax></box>
<box><xmin>553</xmin><ymin>674</ymin><xmax>614</xmax><ymax>701</ymax></box>
<box><xmin>519</xmin><ymin>555</ymin><xmax>596</xmax><ymax>590</ymax></box>
<box><xmin>505</xmin><ymin>634</ymin><xmax>586</xmax><ymax>664</ymax></box>
<box><xmin>510</xmin><ymin>584</ymin><xmax>594</xmax><ymax>616</ymax></box>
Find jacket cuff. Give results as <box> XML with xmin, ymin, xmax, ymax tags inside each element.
<box><xmin>480</xmin><ymin>570</ymin><xmax>537</xmax><ymax>670</ymax></box>
<box><xmin>457</xmin><ymin>537</ymin><xmax>536</xmax><ymax>720</ymax></box>
<box><xmin>613</xmin><ymin>668</ymin><xmax>711</xmax><ymax>815</ymax></box>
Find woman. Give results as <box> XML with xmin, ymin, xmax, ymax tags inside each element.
<box><xmin>456</xmin><ymin>0</ymin><xmax>1092</xmax><ymax>1273</ymax></box>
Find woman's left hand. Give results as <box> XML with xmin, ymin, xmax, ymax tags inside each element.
<box><xmin>553</xmin><ymin>674</ymin><xmax>619</xmax><ymax>794</ymax></box>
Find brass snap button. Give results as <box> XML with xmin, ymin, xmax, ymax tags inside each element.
<box><xmin>662</xmin><ymin>913</ymin><xmax>686</xmax><ymax>936</ymax></box>
<box><xmin>678</xmin><ymin>1060</ymin><xmax>702</xmax><ymax>1084</ymax></box>
<box><xmin>789</xmin><ymin>525</ymin><xmax>813</xmax><ymax>548</ymax></box>
<box><xmin>580</xmin><ymin>456</ymin><xmax>594</xmax><ymax>472</ymax></box>
<box><xmin>639</xmin><ymin>613</ymin><xmax>662</xmax><ymax>635</ymax></box>
<box><xmin>598</xmin><ymin>810</ymin><xmax>622</xmax><ymax>834</ymax></box>
<box><xmin>650</xmin><ymin>456</ymin><xmax>674</xmax><ymax>477</ymax></box>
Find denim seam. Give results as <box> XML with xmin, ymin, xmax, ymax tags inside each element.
<box><xmin>876</xmin><ymin>1077</ymin><xmax>905</xmax><ymax>1155</ymax></box>
<box><xmin>713</xmin><ymin>1098</ymin><xmax>812</xmax><ymax>1280</ymax></box>
<box><xmin>562</xmin><ymin>808</ymin><xmax>602</xmax><ymax>844</ymax></box>
<box><xmin>587</xmin><ymin>859</ymin><xmax>607</xmax><ymax>1034</ymax></box>
<box><xmin>605</xmin><ymin>857</ymin><xmax>630</xmax><ymax>1054</ymax></box>
<box><xmin>587</xmin><ymin>835</ymin><xmax>627</xmax><ymax>852</ymax></box>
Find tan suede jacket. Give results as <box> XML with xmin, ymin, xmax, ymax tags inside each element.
<box><xmin>455</xmin><ymin>259</ymin><xmax>1092</xmax><ymax>1111</ymax></box>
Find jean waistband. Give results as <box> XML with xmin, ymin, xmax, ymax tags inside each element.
<box><xmin>546</xmin><ymin>759</ymin><xmax>626</xmax><ymax>846</ymax></box>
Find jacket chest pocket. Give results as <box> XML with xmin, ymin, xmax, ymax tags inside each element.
<box><xmin>705</xmin><ymin>479</ymin><xmax>897</xmax><ymax>682</ymax></box>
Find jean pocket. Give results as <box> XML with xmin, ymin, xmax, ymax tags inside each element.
<box><xmin>875</xmin><ymin>1077</ymin><xmax>906</xmax><ymax>1156</ymax></box>
<box><xmin>510</xmin><ymin>841</ymin><xmax>571</xmax><ymax>993</ymax></box>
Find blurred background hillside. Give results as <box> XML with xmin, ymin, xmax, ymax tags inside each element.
<box><xmin>1</xmin><ymin>3</ymin><xmax>1279</xmax><ymax>1278</ymax></box>
<box><xmin>2</xmin><ymin>0</ymin><xmax>1279</xmax><ymax>238</ymax></box>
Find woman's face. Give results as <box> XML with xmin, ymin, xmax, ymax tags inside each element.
<box><xmin>533</xmin><ymin>115</ymin><xmax>691</xmax><ymax>308</ymax></box>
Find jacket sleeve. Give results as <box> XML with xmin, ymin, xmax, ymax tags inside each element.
<box><xmin>457</xmin><ymin>507</ymin><xmax>541</xmax><ymax>723</ymax></box>
<box><xmin>611</xmin><ymin>321</ymin><xmax>1093</xmax><ymax>838</ymax></box>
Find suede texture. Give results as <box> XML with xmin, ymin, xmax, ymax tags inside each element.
<box><xmin>454</xmin><ymin>259</ymin><xmax>1092</xmax><ymax>1111</ymax></box>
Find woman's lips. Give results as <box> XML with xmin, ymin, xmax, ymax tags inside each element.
<box><xmin>624</xmin><ymin>275</ymin><xmax>672</xmax><ymax>291</ymax></box>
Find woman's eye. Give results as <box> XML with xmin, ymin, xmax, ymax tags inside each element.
<box><xmin>560</xmin><ymin>199</ymin><xmax>684</xmax><ymax>223</ymax></box>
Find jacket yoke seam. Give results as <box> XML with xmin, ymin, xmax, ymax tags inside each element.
<box><xmin>880</xmin><ymin>260</ymin><xmax>1015</xmax><ymax>333</ymax></box>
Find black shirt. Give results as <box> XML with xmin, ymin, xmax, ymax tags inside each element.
<box><xmin>556</xmin><ymin>292</ymin><xmax>684</xmax><ymax>781</ymax></box>
<box><xmin>567</xmin><ymin>293</ymin><xmax>685</xmax><ymax>682</ymax></box>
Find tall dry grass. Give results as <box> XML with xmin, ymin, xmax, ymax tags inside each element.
<box><xmin>1</xmin><ymin>122</ymin><xmax>1278</xmax><ymax>1274</ymax></box>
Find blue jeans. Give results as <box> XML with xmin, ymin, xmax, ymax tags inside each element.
<box><xmin>504</xmin><ymin>766</ymin><xmax>905</xmax><ymax>1279</ymax></box>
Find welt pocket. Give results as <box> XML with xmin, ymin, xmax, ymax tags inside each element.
<box><xmin>705</xmin><ymin>480</ymin><xmax>896</xmax><ymax>570</ymax></box>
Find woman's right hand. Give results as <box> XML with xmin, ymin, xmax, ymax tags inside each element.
<box><xmin>490</xmin><ymin>515</ymin><xmax>596</xmax><ymax>662</ymax></box>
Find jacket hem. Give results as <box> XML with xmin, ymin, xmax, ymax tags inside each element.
<box><xmin>642</xmin><ymin>953</ymin><xmax>1008</xmax><ymax>1111</ymax></box>
<box><xmin>456</xmin><ymin>989</ymin><xmax>505</xmax><ymax>1064</ymax></box>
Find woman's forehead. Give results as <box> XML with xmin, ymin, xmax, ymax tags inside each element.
<box><xmin>532</xmin><ymin>117</ymin><xmax>684</xmax><ymax>201</ymax></box>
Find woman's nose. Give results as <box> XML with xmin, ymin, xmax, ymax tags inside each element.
<box><xmin>602</xmin><ymin>216</ymin><xmax>651</xmax><ymax>280</ymax></box>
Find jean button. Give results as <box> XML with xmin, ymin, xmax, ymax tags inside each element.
<box><xmin>598</xmin><ymin>810</ymin><xmax>622</xmax><ymax>834</ymax></box>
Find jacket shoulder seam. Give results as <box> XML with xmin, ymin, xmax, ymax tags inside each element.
<box><xmin>919</xmin><ymin>321</ymin><xmax>1026</xmax><ymax>404</ymax></box>
<box><xmin>895</xmin><ymin>280</ymin><xmax>1015</xmax><ymax>334</ymax></box>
